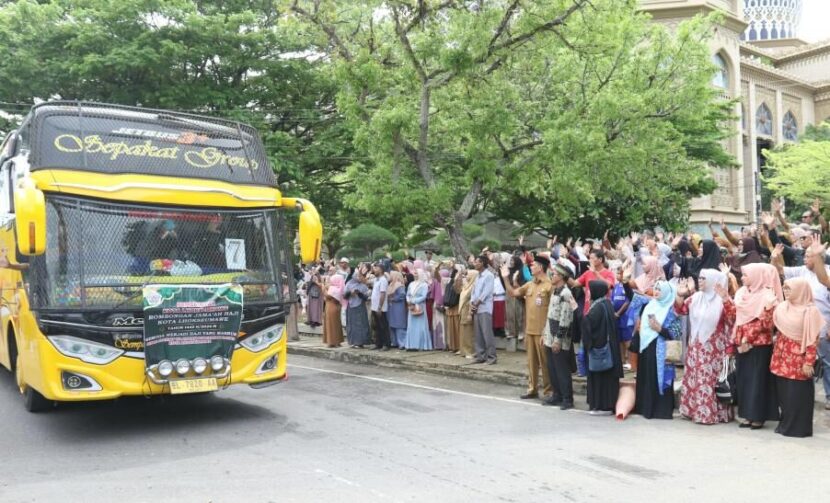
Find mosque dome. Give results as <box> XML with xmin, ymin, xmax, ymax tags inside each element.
<box><xmin>742</xmin><ymin>0</ymin><xmax>802</xmax><ymax>41</ymax></box>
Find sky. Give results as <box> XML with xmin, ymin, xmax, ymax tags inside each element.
<box><xmin>798</xmin><ymin>0</ymin><xmax>830</xmax><ymax>43</ymax></box>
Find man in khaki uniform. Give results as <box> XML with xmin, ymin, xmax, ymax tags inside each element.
<box><xmin>501</xmin><ymin>254</ymin><xmax>554</xmax><ymax>399</ymax></box>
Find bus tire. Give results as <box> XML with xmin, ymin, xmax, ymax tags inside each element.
<box><xmin>23</xmin><ymin>385</ymin><xmax>52</xmax><ymax>413</ymax></box>
<box><xmin>9</xmin><ymin>329</ymin><xmax>52</xmax><ymax>413</ymax></box>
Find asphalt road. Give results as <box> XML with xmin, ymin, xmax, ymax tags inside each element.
<box><xmin>1</xmin><ymin>355</ymin><xmax>828</xmax><ymax>503</ymax></box>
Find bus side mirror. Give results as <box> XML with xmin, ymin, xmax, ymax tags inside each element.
<box><xmin>297</xmin><ymin>202</ymin><xmax>322</xmax><ymax>264</ymax></box>
<box><xmin>14</xmin><ymin>179</ymin><xmax>46</xmax><ymax>256</ymax></box>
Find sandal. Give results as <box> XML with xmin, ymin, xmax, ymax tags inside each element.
<box><xmin>739</xmin><ymin>421</ymin><xmax>752</xmax><ymax>428</ymax></box>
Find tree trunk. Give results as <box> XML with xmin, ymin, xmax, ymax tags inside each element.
<box><xmin>445</xmin><ymin>221</ymin><xmax>471</xmax><ymax>261</ymax></box>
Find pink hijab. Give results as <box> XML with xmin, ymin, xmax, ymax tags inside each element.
<box><xmin>734</xmin><ymin>263</ymin><xmax>783</xmax><ymax>332</ymax></box>
<box><xmin>635</xmin><ymin>256</ymin><xmax>664</xmax><ymax>292</ymax></box>
<box><xmin>327</xmin><ymin>275</ymin><xmax>345</xmax><ymax>306</ymax></box>
<box><xmin>774</xmin><ymin>278</ymin><xmax>824</xmax><ymax>353</ymax></box>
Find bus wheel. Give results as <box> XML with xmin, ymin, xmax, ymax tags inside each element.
<box><xmin>10</xmin><ymin>335</ymin><xmax>52</xmax><ymax>413</ymax></box>
<box><xmin>22</xmin><ymin>384</ymin><xmax>52</xmax><ymax>413</ymax></box>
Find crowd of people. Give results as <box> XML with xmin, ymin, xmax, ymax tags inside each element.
<box><xmin>297</xmin><ymin>199</ymin><xmax>830</xmax><ymax>438</ymax></box>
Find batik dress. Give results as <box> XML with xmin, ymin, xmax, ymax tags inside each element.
<box><xmin>677</xmin><ymin>299</ymin><xmax>735</xmax><ymax>424</ymax></box>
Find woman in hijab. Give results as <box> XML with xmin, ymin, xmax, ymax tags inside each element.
<box><xmin>458</xmin><ymin>269</ymin><xmax>479</xmax><ymax>358</ymax></box>
<box><xmin>492</xmin><ymin>254</ymin><xmax>508</xmax><ymax>338</ymax></box>
<box><xmin>444</xmin><ymin>266</ymin><xmax>463</xmax><ymax>353</ymax></box>
<box><xmin>322</xmin><ymin>274</ymin><xmax>345</xmax><ymax>348</ymax></box>
<box><xmin>431</xmin><ymin>268</ymin><xmax>448</xmax><ymax>350</ymax></box>
<box><xmin>505</xmin><ymin>255</ymin><xmax>527</xmax><ymax>339</ymax></box>
<box><xmin>343</xmin><ymin>269</ymin><xmax>371</xmax><ymax>348</ymax></box>
<box><xmin>305</xmin><ymin>269</ymin><xmax>325</xmax><ymax>327</ymax></box>
<box><xmin>405</xmin><ymin>269</ymin><xmax>433</xmax><ymax>351</ymax></box>
<box><xmin>630</xmin><ymin>280</ymin><xmax>681</xmax><ymax>419</ymax></box>
<box><xmin>733</xmin><ymin>262</ymin><xmax>783</xmax><ymax>429</ymax></box>
<box><xmin>771</xmin><ymin>278</ymin><xmax>823</xmax><ymax>437</ymax></box>
<box><xmin>730</xmin><ymin>237</ymin><xmax>764</xmax><ymax>285</ymax></box>
<box><xmin>678</xmin><ymin>239</ymin><xmax>722</xmax><ymax>287</ymax></box>
<box><xmin>582</xmin><ymin>280</ymin><xmax>623</xmax><ymax>415</ymax></box>
<box><xmin>387</xmin><ymin>271</ymin><xmax>408</xmax><ymax>349</ymax></box>
<box><xmin>675</xmin><ymin>269</ymin><xmax>735</xmax><ymax>424</ymax></box>
<box><xmin>632</xmin><ymin>255</ymin><xmax>664</xmax><ymax>295</ymax></box>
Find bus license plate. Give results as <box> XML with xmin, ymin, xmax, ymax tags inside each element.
<box><xmin>169</xmin><ymin>378</ymin><xmax>218</xmax><ymax>395</ymax></box>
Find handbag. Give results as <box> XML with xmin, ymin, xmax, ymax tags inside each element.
<box><xmin>409</xmin><ymin>304</ymin><xmax>424</xmax><ymax>316</ymax></box>
<box><xmin>587</xmin><ymin>304</ymin><xmax>614</xmax><ymax>372</ymax></box>
<box><xmin>588</xmin><ymin>340</ymin><xmax>613</xmax><ymax>372</ymax></box>
<box><xmin>664</xmin><ymin>340</ymin><xmax>683</xmax><ymax>365</ymax></box>
<box><xmin>715</xmin><ymin>355</ymin><xmax>737</xmax><ymax>404</ymax></box>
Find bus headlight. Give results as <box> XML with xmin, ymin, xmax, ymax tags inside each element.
<box><xmin>210</xmin><ymin>355</ymin><xmax>225</xmax><ymax>372</ymax></box>
<box><xmin>48</xmin><ymin>335</ymin><xmax>124</xmax><ymax>365</ymax></box>
<box><xmin>192</xmin><ymin>358</ymin><xmax>208</xmax><ymax>375</ymax></box>
<box><xmin>240</xmin><ymin>325</ymin><xmax>284</xmax><ymax>353</ymax></box>
<box><xmin>175</xmin><ymin>358</ymin><xmax>191</xmax><ymax>376</ymax></box>
<box><xmin>157</xmin><ymin>360</ymin><xmax>174</xmax><ymax>377</ymax></box>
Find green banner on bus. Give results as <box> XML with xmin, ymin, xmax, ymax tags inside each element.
<box><xmin>142</xmin><ymin>284</ymin><xmax>243</xmax><ymax>366</ymax></box>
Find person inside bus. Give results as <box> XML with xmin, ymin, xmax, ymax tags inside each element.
<box><xmin>193</xmin><ymin>214</ymin><xmax>226</xmax><ymax>273</ymax></box>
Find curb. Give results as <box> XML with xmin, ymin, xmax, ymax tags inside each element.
<box><xmin>288</xmin><ymin>338</ymin><xmax>589</xmax><ymax>395</ymax></box>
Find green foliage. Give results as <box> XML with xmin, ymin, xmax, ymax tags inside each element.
<box><xmin>293</xmin><ymin>0</ymin><xmax>735</xmax><ymax>254</ymax></box>
<box><xmin>472</xmin><ymin>238</ymin><xmax>501</xmax><ymax>254</ymax></box>
<box><xmin>462</xmin><ymin>224</ymin><xmax>484</xmax><ymax>240</ymax></box>
<box><xmin>342</xmin><ymin>223</ymin><xmax>398</xmax><ymax>259</ymax></box>
<box><xmin>0</xmin><ymin>0</ymin><xmax>356</xmax><ymax>252</ymax></box>
<box><xmin>764</xmin><ymin>121</ymin><xmax>830</xmax><ymax>202</ymax></box>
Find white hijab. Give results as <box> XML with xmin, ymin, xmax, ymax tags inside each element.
<box><xmin>688</xmin><ymin>268</ymin><xmax>727</xmax><ymax>344</ymax></box>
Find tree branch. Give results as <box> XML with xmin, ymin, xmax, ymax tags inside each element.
<box><xmin>290</xmin><ymin>0</ymin><xmax>354</xmax><ymax>61</ymax></box>
<box><xmin>491</xmin><ymin>0</ymin><xmax>587</xmax><ymax>52</ymax></box>
<box><xmin>393</xmin><ymin>5</ymin><xmax>428</xmax><ymax>82</ymax></box>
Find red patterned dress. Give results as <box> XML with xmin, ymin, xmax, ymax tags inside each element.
<box><xmin>677</xmin><ymin>299</ymin><xmax>736</xmax><ymax>424</ymax></box>
<box><xmin>770</xmin><ymin>337</ymin><xmax>817</xmax><ymax>380</ymax></box>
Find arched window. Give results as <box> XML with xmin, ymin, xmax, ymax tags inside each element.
<box><xmin>756</xmin><ymin>103</ymin><xmax>773</xmax><ymax>136</ymax></box>
<box><xmin>783</xmin><ymin>111</ymin><xmax>798</xmax><ymax>141</ymax></box>
<box><xmin>712</xmin><ymin>54</ymin><xmax>729</xmax><ymax>89</ymax></box>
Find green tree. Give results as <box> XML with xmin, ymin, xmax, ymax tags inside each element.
<box><xmin>0</xmin><ymin>0</ymin><xmax>354</xmax><ymax>252</ymax></box>
<box><xmin>764</xmin><ymin>121</ymin><xmax>830</xmax><ymax>202</ymax></box>
<box><xmin>342</xmin><ymin>223</ymin><xmax>398</xmax><ymax>259</ymax></box>
<box><xmin>292</xmin><ymin>0</ymin><xmax>733</xmax><ymax>257</ymax></box>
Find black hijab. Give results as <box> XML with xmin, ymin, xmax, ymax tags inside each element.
<box><xmin>688</xmin><ymin>239</ymin><xmax>721</xmax><ymax>280</ymax></box>
<box><xmin>582</xmin><ymin>281</ymin><xmax>623</xmax><ymax>376</ymax></box>
<box><xmin>588</xmin><ymin>280</ymin><xmax>609</xmax><ymax>301</ymax></box>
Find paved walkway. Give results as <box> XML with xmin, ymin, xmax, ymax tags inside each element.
<box><xmin>291</xmin><ymin>323</ymin><xmax>827</xmax><ymax>406</ymax></box>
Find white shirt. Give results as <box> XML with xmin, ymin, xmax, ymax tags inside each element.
<box><xmin>784</xmin><ymin>265</ymin><xmax>830</xmax><ymax>336</ymax></box>
<box><xmin>371</xmin><ymin>275</ymin><xmax>389</xmax><ymax>312</ymax></box>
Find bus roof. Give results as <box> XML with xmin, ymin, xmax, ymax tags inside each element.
<box><xmin>22</xmin><ymin>101</ymin><xmax>278</xmax><ymax>188</ymax></box>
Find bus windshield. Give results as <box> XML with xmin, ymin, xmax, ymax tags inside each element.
<box><xmin>27</xmin><ymin>196</ymin><xmax>294</xmax><ymax>310</ymax></box>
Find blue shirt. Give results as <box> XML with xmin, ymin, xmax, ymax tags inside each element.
<box><xmin>471</xmin><ymin>269</ymin><xmax>495</xmax><ymax>314</ymax></box>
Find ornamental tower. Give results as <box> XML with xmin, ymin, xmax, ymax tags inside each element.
<box><xmin>743</xmin><ymin>0</ymin><xmax>802</xmax><ymax>41</ymax></box>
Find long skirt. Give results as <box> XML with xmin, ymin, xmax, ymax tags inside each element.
<box><xmin>432</xmin><ymin>307</ymin><xmax>446</xmax><ymax>350</ymax></box>
<box><xmin>345</xmin><ymin>303</ymin><xmax>371</xmax><ymax>346</ymax></box>
<box><xmin>775</xmin><ymin>376</ymin><xmax>814</xmax><ymax>438</ymax></box>
<box><xmin>505</xmin><ymin>296</ymin><xmax>524</xmax><ymax>338</ymax></box>
<box><xmin>736</xmin><ymin>345</ymin><xmax>779</xmax><ymax>423</ymax></box>
<box><xmin>426</xmin><ymin>299</ymin><xmax>435</xmax><ymax>336</ymax></box>
<box><xmin>405</xmin><ymin>308</ymin><xmax>433</xmax><ymax>351</ymax></box>
<box><xmin>492</xmin><ymin>300</ymin><xmax>506</xmax><ymax>330</ymax></box>
<box><xmin>634</xmin><ymin>337</ymin><xmax>675</xmax><ymax>419</ymax></box>
<box><xmin>460</xmin><ymin>322</ymin><xmax>475</xmax><ymax>357</ymax></box>
<box><xmin>445</xmin><ymin>310</ymin><xmax>460</xmax><ymax>351</ymax></box>
<box><xmin>307</xmin><ymin>295</ymin><xmax>324</xmax><ymax>325</ymax></box>
<box><xmin>322</xmin><ymin>301</ymin><xmax>343</xmax><ymax>347</ymax></box>
<box><xmin>680</xmin><ymin>338</ymin><xmax>732</xmax><ymax>424</ymax></box>
<box><xmin>587</xmin><ymin>369</ymin><xmax>619</xmax><ymax>412</ymax></box>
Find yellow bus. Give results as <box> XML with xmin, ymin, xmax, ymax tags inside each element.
<box><xmin>0</xmin><ymin>102</ymin><xmax>321</xmax><ymax>412</ymax></box>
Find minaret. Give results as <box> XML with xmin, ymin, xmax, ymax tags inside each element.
<box><xmin>742</xmin><ymin>0</ymin><xmax>802</xmax><ymax>41</ymax></box>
